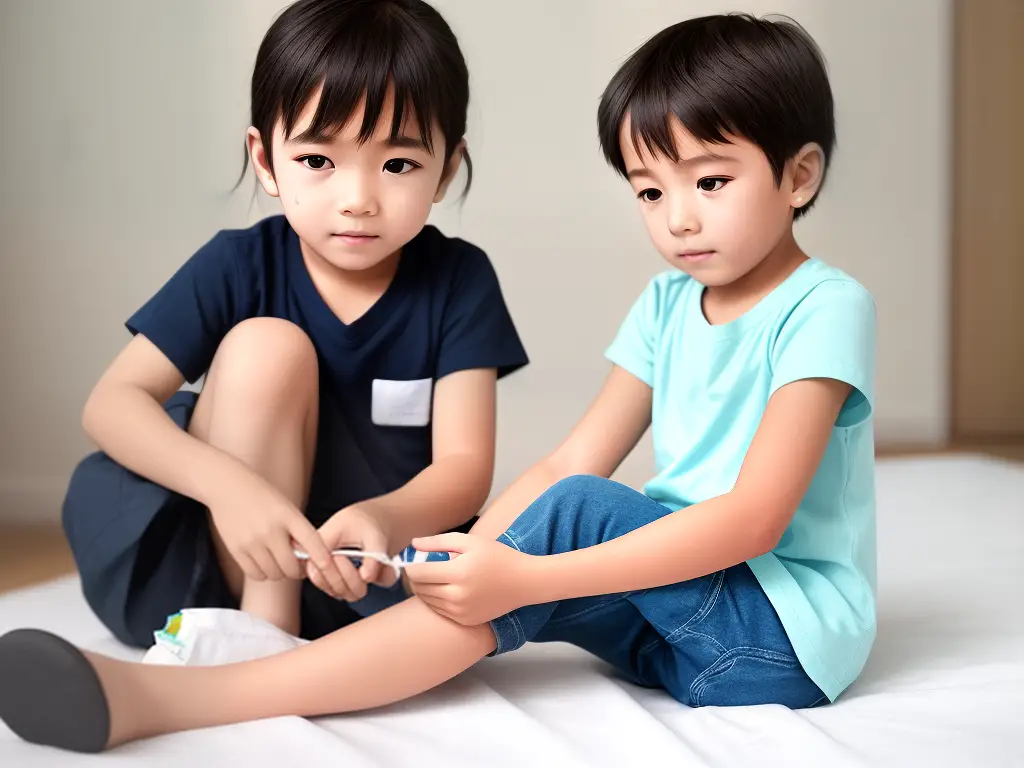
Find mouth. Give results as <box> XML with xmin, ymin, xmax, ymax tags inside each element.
<box><xmin>678</xmin><ymin>250</ymin><xmax>714</xmax><ymax>262</ymax></box>
<box><xmin>333</xmin><ymin>232</ymin><xmax>379</xmax><ymax>245</ymax></box>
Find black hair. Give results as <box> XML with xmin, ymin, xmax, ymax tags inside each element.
<box><xmin>597</xmin><ymin>14</ymin><xmax>835</xmax><ymax>219</ymax></box>
<box><xmin>239</xmin><ymin>0</ymin><xmax>472</xmax><ymax>196</ymax></box>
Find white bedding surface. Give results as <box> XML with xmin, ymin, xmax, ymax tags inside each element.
<box><xmin>2</xmin><ymin>454</ymin><xmax>1022</xmax><ymax>767</ymax></box>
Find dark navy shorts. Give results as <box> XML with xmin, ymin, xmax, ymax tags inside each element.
<box><xmin>61</xmin><ymin>391</ymin><xmax>471</xmax><ymax>649</ymax></box>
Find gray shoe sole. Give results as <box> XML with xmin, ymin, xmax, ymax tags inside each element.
<box><xmin>0</xmin><ymin>629</ymin><xmax>110</xmax><ymax>753</ymax></box>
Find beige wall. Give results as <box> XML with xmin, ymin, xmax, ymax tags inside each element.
<box><xmin>0</xmin><ymin>0</ymin><xmax>951</xmax><ymax>523</ymax></box>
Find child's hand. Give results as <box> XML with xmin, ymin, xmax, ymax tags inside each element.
<box><xmin>206</xmin><ymin>465</ymin><xmax>346</xmax><ymax>592</ymax></box>
<box><xmin>404</xmin><ymin>534</ymin><xmax>535</xmax><ymax>626</ymax></box>
<box><xmin>307</xmin><ymin>504</ymin><xmax>397</xmax><ymax>600</ymax></box>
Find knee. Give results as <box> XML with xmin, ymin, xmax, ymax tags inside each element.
<box><xmin>210</xmin><ymin>319</ymin><xmax>318</xmax><ymax>407</ymax></box>
<box><xmin>524</xmin><ymin>475</ymin><xmax>610</xmax><ymax>518</ymax></box>
<box><xmin>532</xmin><ymin>475</ymin><xmax>614</xmax><ymax>518</ymax></box>
<box><xmin>546</xmin><ymin>474</ymin><xmax>613</xmax><ymax>500</ymax></box>
<box><xmin>507</xmin><ymin>475</ymin><xmax>612</xmax><ymax>542</ymax></box>
<box><xmin>506</xmin><ymin>475</ymin><xmax>653</xmax><ymax>556</ymax></box>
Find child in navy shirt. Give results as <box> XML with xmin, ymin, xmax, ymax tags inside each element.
<box><xmin>58</xmin><ymin>0</ymin><xmax>527</xmax><ymax>649</ymax></box>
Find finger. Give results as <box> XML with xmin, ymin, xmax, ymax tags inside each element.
<box><xmin>373</xmin><ymin>562</ymin><xmax>400</xmax><ymax>588</ymax></box>
<box><xmin>289</xmin><ymin>520</ymin><xmax>348</xmax><ymax>594</ymax></box>
<box><xmin>359</xmin><ymin>557</ymin><xmax>382</xmax><ymax>585</ymax></box>
<box><xmin>358</xmin><ymin>524</ymin><xmax>390</xmax><ymax>584</ymax></box>
<box><xmin>417</xmin><ymin>594</ymin><xmax>457</xmax><ymax>621</ymax></box>
<box><xmin>260</xmin><ymin>546</ymin><xmax>286</xmax><ymax>581</ymax></box>
<box><xmin>270</xmin><ymin>535</ymin><xmax>304</xmax><ymax>580</ymax></box>
<box><xmin>403</xmin><ymin>561</ymin><xmax>456</xmax><ymax>585</ymax></box>
<box><xmin>333</xmin><ymin>556</ymin><xmax>367</xmax><ymax>602</ymax></box>
<box><xmin>309</xmin><ymin>560</ymin><xmax>350</xmax><ymax>601</ymax></box>
<box><xmin>232</xmin><ymin>549</ymin><xmax>265</xmax><ymax>581</ymax></box>
<box><xmin>410</xmin><ymin>583</ymin><xmax>452</xmax><ymax>601</ymax></box>
<box><xmin>249</xmin><ymin>547</ymin><xmax>281</xmax><ymax>581</ymax></box>
<box><xmin>307</xmin><ymin>562</ymin><xmax>338</xmax><ymax>599</ymax></box>
<box><xmin>410</xmin><ymin>532</ymin><xmax>471</xmax><ymax>554</ymax></box>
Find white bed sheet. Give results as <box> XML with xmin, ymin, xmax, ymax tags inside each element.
<box><xmin>1</xmin><ymin>454</ymin><xmax>1022</xmax><ymax>767</ymax></box>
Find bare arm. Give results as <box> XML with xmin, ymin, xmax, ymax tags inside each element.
<box><xmin>360</xmin><ymin>368</ymin><xmax>500</xmax><ymax>549</ymax></box>
<box><xmin>470</xmin><ymin>365</ymin><xmax>653</xmax><ymax>541</ymax></box>
<box><xmin>81</xmin><ymin>334</ymin><xmax>250</xmax><ymax>507</ymax></box>
<box><xmin>84</xmin><ymin>333</ymin><xmax>344</xmax><ymax>584</ymax></box>
<box><xmin>522</xmin><ymin>378</ymin><xmax>850</xmax><ymax>602</ymax></box>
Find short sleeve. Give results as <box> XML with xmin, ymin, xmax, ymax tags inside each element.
<box><xmin>770</xmin><ymin>279</ymin><xmax>877</xmax><ymax>427</ymax></box>
<box><xmin>604</xmin><ymin>276</ymin><xmax>662</xmax><ymax>387</ymax></box>
<box><xmin>435</xmin><ymin>248</ymin><xmax>528</xmax><ymax>380</ymax></box>
<box><xmin>125</xmin><ymin>232</ymin><xmax>252</xmax><ymax>383</ymax></box>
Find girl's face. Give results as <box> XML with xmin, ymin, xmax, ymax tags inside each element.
<box><xmin>249</xmin><ymin>88</ymin><xmax>462</xmax><ymax>273</ymax></box>
<box><xmin>619</xmin><ymin>116</ymin><xmax>819</xmax><ymax>289</ymax></box>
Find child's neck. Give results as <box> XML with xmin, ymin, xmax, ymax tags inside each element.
<box><xmin>300</xmin><ymin>240</ymin><xmax>402</xmax><ymax>326</ymax></box>
<box><xmin>702</xmin><ymin>230</ymin><xmax>808</xmax><ymax>326</ymax></box>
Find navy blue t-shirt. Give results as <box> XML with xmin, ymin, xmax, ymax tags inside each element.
<box><xmin>126</xmin><ymin>215</ymin><xmax>528</xmax><ymax>525</ymax></box>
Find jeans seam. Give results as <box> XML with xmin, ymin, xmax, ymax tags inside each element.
<box><xmin>664</xmin><ymin>570</ymin><xmax>725</xmax><ymax>644</ymax></box>
<box><xmin>674</xmin><ymin>627</ymin><xmax>728</xmax><ymax>656</ymax></box>
<box><xmin>691</xmin><ymin>659</ymin><xmax>737</xmax><ymax>706</ymax></box>
<box><xmin>717</xmin><ymin>646</ymin><xmax>799</xmax><ymax>665</ymax></box>
<box><xmin>501</xmin><ymin>502</ymin><xmax>549</xmax><ymax>552</ymax></box>
<box><xmin>545</xmin><ymin>592</ymin><xmax>638</xmax><ymax>626</ymax></box>
<box><xmin>508</xmin><ymin>611</ymin><xmax>525</xmax><ymax>651</ymax></box>
<box><xmin>500</xmin><ymin>528</ymin><xmax>524</xmax><ymax>552</ymax></box>
<box><xmin>689</xmin><ymin>646</ymin><xmax>801</xmax><ymax>706</ymax></box>
<box><xmin>499</xmin><ymin>530</ymin><xmax>523</xmax><ymax>552</ymax></box>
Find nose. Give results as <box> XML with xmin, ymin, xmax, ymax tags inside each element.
<box><xmin>666</xmin><ymin>194</ymin><xmax>700</xmax><ymax>237</ymax></box>
<box><xmin>335</xmin><ymin>172</ymin><xmax>378</xmax><ymax>217</ymax></box>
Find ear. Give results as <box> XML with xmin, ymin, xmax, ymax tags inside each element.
<box><xmin>433</xmin><ymin>139</ymin><xmax>466</xmax><ymax>204</ymax></box>
<box><xmin>247</xmin><ymin>127</ymin><xmax>280</xmax><ymax>198</ymax></box>
<box><xmin>788</xmin><ymin>142</ymin><xmax>824</xmax><ymax>211</ymax></box>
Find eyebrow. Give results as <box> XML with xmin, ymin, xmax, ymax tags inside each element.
<box><xmin>384</xmin><ymin>135</ymin><xmax>429</xmax><ymax>151</ymax></box>
<box><xmin>626</xmin><ymin>152</ymin><xmax>738</xmax><ymax>181</ymax></box>
<box><xmin>286</xmin><ymin>132</ymin><xmax>429</xmax><ymax>152</ymax></box>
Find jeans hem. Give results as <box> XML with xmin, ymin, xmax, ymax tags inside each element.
<box><xmin>488</xmin><ymin>610</ymin><xmax>525</xmax><ymax>656</ymax></box>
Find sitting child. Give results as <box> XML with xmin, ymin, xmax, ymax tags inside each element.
<box><xmin>57</xmin><ymin>0</ymin><xmax>527</xmax><ymax>648</ymax></box>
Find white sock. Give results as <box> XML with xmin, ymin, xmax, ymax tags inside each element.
<box><xmin>141</xmin><ymin>608</ymin><xmax>309</xmax><ymax>667</ymax></box>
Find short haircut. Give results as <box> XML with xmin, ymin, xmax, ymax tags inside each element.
<box><xmin>598</xmin><ymin>14</ymin><xmax>835</xmax><ymax>218</ymax></box>
<box><xmin>245</xmin><ymin>0</ymin><xmax>472</xmax><ymax>194</ymax></box>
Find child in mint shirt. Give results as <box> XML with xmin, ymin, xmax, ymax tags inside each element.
<box><xmin>0</xmin><ymin>12</ymin><xmax>876</xmax><ymax>753</ymax></box>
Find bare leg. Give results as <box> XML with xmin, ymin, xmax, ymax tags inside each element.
<box><xmin>187</xmin><ymin>318</ymin><xmax>319</xmax><ymax>635</ymax></box>
<box><xmin>82</xmin><ymin>596</ymin><xmax>495</xmax><ymax>748</ymax></box>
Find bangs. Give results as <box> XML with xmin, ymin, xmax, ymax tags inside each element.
<box><xmin>618</xmin><ymin>66</ymin><xmax>737</xmax><ymax>170</ymax></box>
<box><xmin>280</xmin><ymin>19</ymin><xmax>439</xmax><ymax>150</ymax></box>
<box><xmin>245</xmin><ymin>0</ymin><xmax>472</xmax><ymax>196</ymax></box>
<box><xmin>597</xmin><ymin>14</ymin><xmax>835</xmax><ymax>192</ymax></box>
<box><xmin>256</xmin><ymin>2</ymin><xmax>460</xmax><ymax>155</ymax></box>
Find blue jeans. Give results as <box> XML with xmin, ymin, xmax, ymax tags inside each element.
<box><xmin>485</xmin><ymin>475</ymin><xmax>827</xmax><ymax>708</ymax></box>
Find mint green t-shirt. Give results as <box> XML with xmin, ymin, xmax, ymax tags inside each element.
<box><xmin>605</xmin><ymin>258</ymin><xmax>877</xmax><ymax>702</ymax></box>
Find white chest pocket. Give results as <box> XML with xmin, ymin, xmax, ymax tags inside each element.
<box><xmin>371</xmin><ymin>378</ymin><xmax>433</xmax><ymax>427</ymax></box>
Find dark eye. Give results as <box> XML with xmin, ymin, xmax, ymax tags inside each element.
<box><xmin>637</xmin><ymin>188</ymin><xmax>662</xmax><ymax>203</ymax></box>
<box><xmin>698</xmin><ymin>177</ymin><xmax>729</xmax><ymax>192</ymax></box>
<box><xmin>299</xmin><ymin>155</ymin><xmax>332</xmax><ymax>170</ymax></box>
<box><xmin>384</xmin><ymin>159</ymin><xmax>419</xmax><ymax>174</ymax></box>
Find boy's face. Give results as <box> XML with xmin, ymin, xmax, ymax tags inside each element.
<box><xmin>620</xmin><ymin>116</ymin><xmax>800</xmax><ymax>288</ymax></box>
<box><xmin>249</xmin><ymin>88</ymin><xmax>461</xmax><ymax>272</ymax></box>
